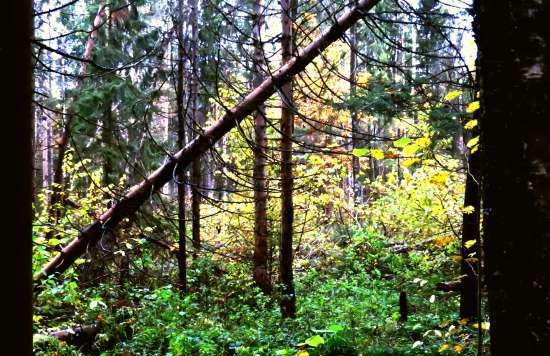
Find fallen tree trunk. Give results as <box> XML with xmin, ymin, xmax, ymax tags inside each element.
<box><xmin>34</xmin><ymin>322</ymin><xmax>102</xmax><ymax>346</ymax></box>
<box><xmin>33</xmin><ymin>0</ymin><xmax>381</xmax><ymax>290</ymax></box>
<box><xmin>436</xmin><ymin>280</ymin><xmax>462</xmax><ymax>292</ymax></box>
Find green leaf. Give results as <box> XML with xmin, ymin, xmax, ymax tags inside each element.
<box><xmin>352</xmin><ymin>147</ymin><xmax>370</xmax><ymax>157</ymax></box>
<box><xmin>328</xmin><ymin>324</ymin><xmax>344</xmax><ymax>333</ymax></box>
<box><xmin>305</xmin><ymin>335</ymin><xmax>325</xmax><ymax>347</ymax></box>
<box><xmin>393</xmin><ymin>137</ymin><xmax>411</xmax><ymax>148</ymax></box>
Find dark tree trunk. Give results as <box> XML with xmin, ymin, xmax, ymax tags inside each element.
<box><xmin>33</xmin><ymin>0</ymin><xmax>382</xmax><ymax>289</ymax></box>
<box><xmin>476</xmin><ymin>0</ymin><xmax>550</xmax><ymax>353</ymax></box>
<box><xmin>6</xmin><ymin>1</ymin><xmax>32</xmax><ymax>353</ymax></box>
<box><xmin>175</xmin><ymin>0</ymin><xmax>187</xmax><ymax>293</ymax></box>
<box><xmin>459</xmin><ymin>149</ymin><xmax>480</xmax><ymax>320</ymax></box>
<box><xmin>251</xmin><ymin>0</ymin><xmax>271</xmax><ymax>294</ymax></box>
<box><xmin>279</xmin><ymin>0</ymin><xmax>297</xmax><ymax>318</ymax></box>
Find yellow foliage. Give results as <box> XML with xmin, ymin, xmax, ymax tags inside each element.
<box><xmin>454</xmin><ymin>344</ymin><xmax>463</xmax><ymax>353</ymax></box>
<box><xmin>433</xmin><ymin>235</ymin><xmax>454</xmax><ymax>247</ymax></box>
<box><xmin>444</xmin><ymin>90</ymin><xmax>463</xmax><ymax>101</ymax></box>
<box><xmin>466</xmin><ymin>101</ymin><xmax>480</xmax><ymax>113</ymax></box>
<box><xmin>464</xmin><ymin>119</ymin><xmax>477</xmax><ymax>130</ymax></box>
<box><xmin>370</xmin><ymin>149</ymin><xmax>385</xmax><ymax>160</ymax></box>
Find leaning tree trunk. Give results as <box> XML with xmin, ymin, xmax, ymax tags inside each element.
<box><xmin>33</xmin><ymin>0</ymin><xmax>382</xmax><ymax>290</ymax></box>
<box><xmin>251</xmin><ymin>0</ymin><xmax>271</xmax><ymax>294</ymax></box>
<box><xmin>279</xmin><ymin>0</ymin><xmax>297</xmax><ymax>318</ymax></box>
<box><xmin>476</xmin><ymin>0</ymin><xmax>550</xmax><ymax>353</ymax></box>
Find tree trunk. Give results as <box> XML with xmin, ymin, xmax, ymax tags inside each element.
<box><xmin>349</xmin><ymin>2</ymin><xmax>360</xmax><ymax>205</ymax></box>
<box><xmin>476</xmin><ymin>0</ymin><xmax>550</xmax><ymax>353</ymax></box>
<box><xmin>189</xmin><ymin>0</ymin><xmax>201</xmax><ymax>260</ymax></box>
<box><xmin>175</xmin><ymin>0</ymin><xmax>187</xmax><ymax>293</ymax></box>
<box><xmin>33</xmin><ymin>0</ymin><xmax>382</xmax><ymax>289</ymax></box>
<box><xmin>48</xmin><ymin>6</ymin><xmax>107</xmax><ymax>226</ymax></box>
<box><xmin>251</xmin><ymin>0</ymin><xmax>271</xmax><ymax>294</ymax></box>
<box><xmin>279</xmin><ymin>0</ymin><xmax>297</xmax><ymax>318</ymax></box>
<box><xmin>459</xmin><ymin>148</ymin><xmax>480</xmax><ymax>319</ymax></box>
<box><xmin>7</xmin><ymin>1</ymin><xmax>32</xmax><ymax>353</ymax></box>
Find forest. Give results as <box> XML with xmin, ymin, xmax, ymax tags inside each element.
<box><xmin>9</xmin><ymin>0</ymin><xmax>548</xmax><ymax>354</ymax></box>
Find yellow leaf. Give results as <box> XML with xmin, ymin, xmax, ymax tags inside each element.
<box><xmin>370</xmin><ymin>149</ymin><xmax>385</xmax><ymax>160</ymax></box>
<box><xmin>466</xmin><ymin>101</ymin><xmax>480</xmax><ymax>113</ymax></box>
<box><xmin>439</xmin><ymin>343</ymin><xmax>450</xmax><ymax>352</ymax></box>
<box><xmin>403</xmin><ymin>144</ymin><xmax>420</xmax><ymax>156</ymax></box>
<box><xmin>466</xmin><ymin>136</ymin><xmax>479</xmax><ymax>149</ymax></box>
<box><xmin>415</xmin><ymin>136</ymin><xmax>431</xmax><ymax>148</ymax></box>
<box><xmin>402</xmin><ymin>158</ymin><xmax>420</xmax><ymax>167</ymax></box>
<box><xmin>295</xmin><ymin>350</ymin><xmax>309</xmax><ymax>356</ymax></box>
<box><xmin>454</xmin><ymin>344</ymin><xmax>463</xmax><ymax>353</ymax></box>
<box><xmin>464</xmin><ymin>119</ymin><xmax>478</xmax><ymax>130</ymax></box>
<box><xmin>444</xmin><ymin>90</ymin><xmax>463</xmax><ymax>101</ymax></box>
<box><xmin>464</xmin><ymin>240</ymin><xmax>477</xmax><ymax>249</ymax></box>
<box><xmin>462</xmin><ymin>205</ymin><xmax>475</xmax><ymax>214</ymax></box>
<box><xmin>458</xmin><ymin>318</ymin><xmax>469</xmax><ymax>325</ymax></box>
<box><xmin>357</xmin><ymin>72</ymin><xmax>372</xmax><ymax>86</ymax></box>
<box><xmin>433</xmin><ymin>236</ymin><xmax>454</xmax><ymax>247</ymax></box>
<box><xmin>471</xmin><ymin>321</ymin><xmax>490</xmax><ymax>330</ymax></box>
<box><xmin>431</xmin><ymin>172</ymin><xmax>450</xmax><ymax>186</ymax></box>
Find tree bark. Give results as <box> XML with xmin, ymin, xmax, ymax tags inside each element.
<box><xmin>189</xmin><ymin>0</ymin><xmax>201</xmax><ymax>260</ymax></box>
<box><xmin>279</xmin><ymin>0</ymin><xmax>297</xmax><ymax>318</ymax></box>
<box><xmin>476</xmin><ymin>0</ymin><xmax>550</xmax><ymax>353</ymax></box>
<box><xmin>251</xmin><ymin>0</ymin><xmax>271</xmax><ymax>294</ymax></box>
<box><xmin>349</xmin><ymin>1</ymin><xmax>360</xmax><ymax>204</ymax></box>
<box><xmin>6</xmin><ymin>1</ymin><xmax>32</xmax><ymax>353</ymax></box>
<box><xmin>33</xmin><ymin>0</ymin><xmax>382</xmax><ymax>289</ymax></box>
<box><xmin>175</xmin><ymin>0</ymin><xmax>187</xmax><ymax>293</ymax></box>
<box><xmin>459</xmin><ymin>148</ymin><xmax>480</xmax><ymax>320</ymax></box>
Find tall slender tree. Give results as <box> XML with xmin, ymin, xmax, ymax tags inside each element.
<box><xmin>175</xmin><ymin>0</ymin><xmax>187</xmax><ymax>293</ymax></box>
<box><xmin>189</xmin><ymin>0</ymin><xmax>201</xmax><ymax>260</ymax></box>
<box><xmin>251</xmin><ymin>0</ymin><xmax>271</xmax><ymax>294</ymax></box>
<box><xmin>279</xmin><ymin>0</ymin><xmax>297</xmax><ymax>318</ymax></box>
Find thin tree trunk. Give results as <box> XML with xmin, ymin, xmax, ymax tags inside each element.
<box><xmin>48</xmin><ymin>6</ymin><xmax>107</xmax><ymax>225</ymax></box>
<box><xmin>279</xmin><ymin>0</ymin><xmax>297</xmax><ymax>318</ymax></box>
<box><xmin>459</xmin><ymin>148</ymin><xmax>480</xmax><ymax>319</ymax></box>
<box><xmin>33</xmin><ymin>0</ymin><xmax>382</xmax><ymax>289</ymax></box>
<box><xmin>175</xmin><ymin>0</ymin><xmax>187</xmax><ymax>293</ymax></box>
<box><xmin>476</xmin><ymin>0</ymin><xmax>550</xmax><ymax>353</ymax></box>
<box><xmin>349</xmin><ymin>1</ymin><xmax>360</xmax><ymax>204</ymax></box>
<box><xmin>189</xmin><ymin>0</ymin><xmax>201</xmax><ymax>260</ymax></box>
<box><xmin>251</xmin><ymin>0</ymin><xmax>271</xmax><ymax>294</ymax></box>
